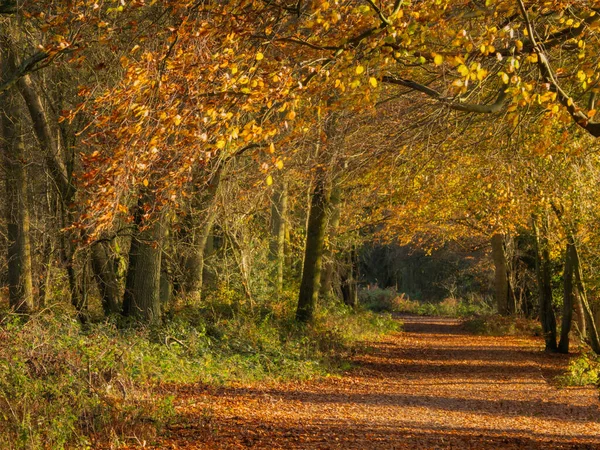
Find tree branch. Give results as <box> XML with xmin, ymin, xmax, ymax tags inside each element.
<box><xmin>0</xmin><ymin>51</ymin><xmax>50</xmax><ymax>95</ymax></box>
<box><xmin>381</xmin><ymin>75</ymin><xmax>507</xmax><ymax>113</ymax></box>
<box><xmin>517</xmin><ymin>0</ymin><xmax>600</xmax><ymax>138</ymax></box>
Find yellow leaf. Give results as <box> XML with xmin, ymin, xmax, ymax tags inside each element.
<box><xmin>369</xmin><ymin>77</ymin><xmax>378</xmax><ymax>87</ymax></box>
<box><xmin>216</xmin><ymin>140</ymin><xmax>226</xmax><ymax>149</ymax></box>
<box><xmin>355</xmin><ymin>65</ymin><xmax>365</xmax><ymax>75</ymax></box>
<box><xmin>266</xmin><ymin>175</ymin><xmax>273</xmax><ymax>186</ymax></box>
<box><xmin>173</xmin><ymin>115</ymin><xmax>182</xmax><ymax>126</ymax></box>
<box><xmin>256</xmin><ymin>52</ymin><xmax>264</xmax><ymax>61</ymax></box>
<box><xmin>269</xmin><ymin>142</ymin><xmax>275</xmax><ymax>153</ymax></box>
<box><xmin>275</xmin><ymin>159</ymin><xmax>284</xmax><ymax>170</ymax></box>
<box><xmin>434</xmin><ymin>54</ymin><xmax>443</xmax><ymax>65</ymax></box>
<box><xmin>589</xmin><ymin>109</ymin><xmax>597</xmax><ymax>118</ymax></box>
<box><xmin>457</xmin><ymin>64</ymin><xmax>469</xmax><ymax>76</ymax></box>
<box><xmin>143</xmin><ymin>179</ymin><xmax>149</xmax><ymax>187</ymax></box>
<box><xmin>515</xmin><ymin>40</ymin><xmax>523</xmax><ymax>51</ymax></box>
<box><xmin>287</xmin><ymin>110</ymin><xmax>296</xmax><ymax>120</ymax></box>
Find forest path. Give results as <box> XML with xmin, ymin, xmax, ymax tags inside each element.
<box><xmin>153</xmin><ymin>316</ymin><xmax>600</xmax><ymax>449</ymax></box>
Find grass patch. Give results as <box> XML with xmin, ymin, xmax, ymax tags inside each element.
<box><xmin>558</xmin><ymin>353</ymin><xmax>600</xmax><ymax>387</ymax></box>
<box><xmin>461</xmin><ymin>315</ymin><xmax>542</xmax><ymax>336</ymax></box>
<box><xmin>0</xmin><ymin>290</ymin><xmax>400</xmax><ymax>449</ymax></box>
<box><xmin>359</xmin><ymin>287</ymin><xmax>493</xmax><ymax>317</ymax></box>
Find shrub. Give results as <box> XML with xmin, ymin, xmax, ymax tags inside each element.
<box><xmin>558</xmin><ymin>353</ymin><xmax>600</xmax><ymax>387</ymax></box>
<box><xmin>359</xmin><ymin>287</ymin><xmax>493</xmax><ymax>317</ymax></box>
<box><xmin>462</xmin><ymin>315</ymin><xmax>542</xmax><ymax>336</ymax></box>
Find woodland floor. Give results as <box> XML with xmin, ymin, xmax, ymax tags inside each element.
<box><xmin>139</xmin><ymin>316</ymin><xmax>600</xmax><ymax>449</ymax></box>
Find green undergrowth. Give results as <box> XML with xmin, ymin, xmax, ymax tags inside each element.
<box><xmin>0</xmin><ymin>290</ymin><xmax>400</xmax><ymax>449</ymax></box>
<box><xmin>558</xmin><ymin>353</ymin><xmax>600</xmax><ymax>387</ymax></box>
<box><xmin>359</xmin><ymin>287</ymin><xmax>493</xmax><ymax>317</ymax></box>
<box><xmin>461</xmin><ymin>314</ymin><xmax>542</xmax><ymax>336</ymax></box>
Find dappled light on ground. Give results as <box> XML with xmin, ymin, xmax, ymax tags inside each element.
<box><xmin>145</xmin><ymin>317</ymin><xmax>600</xmax><ymax>449</ymax></box>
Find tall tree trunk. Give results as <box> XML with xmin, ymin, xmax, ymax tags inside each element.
<box><xmin>341</xmin><ymin>246</ymin><xmax>359</xmax><ymax>308</ymax></box>
<box><xmin>491</xmin><ymin>234</ymin><xmax>511</xmax><ymax>315</ymax></box>
<box><xmin>122</xmin><ymin>193</ymin><xmax>164</xmax><ymax>323</ymax></box>
<box><xmin>0</xmin><ymin>87</ymin><xmax>34</xmax><ymax>314</ymax></box>
<box><xmin>532</xmin><ymin>216</ymin><xmax>557</xmax><ymax>352</ymax></box>
<box><xmin>90</xmin><ymin>241</ymin><xmax>121</xmax><ymax>315</ymax></box>
<box><xmin>573</xmin><ymin>286</ymin><xmax>587</xmax><ymax>339</ymax></box>
<box><xmin>296</xmin><ymin>175</ymin><xmax>329</xmax><ymax>323</ymax></box>
<box><xmin>320</xmin><ymin>183</ymin><xmax>341</xmax><ymax>298</ymax></box>
<box><xmin>4</xmin><ymin>37</ymin><xmax>82</xmax><ymax>316</ymax></box>
<box><xmin>558</xmin><ymin>238</ymin><xmax>576</xmax><ymax>353</ymax></box>
<box><xmin>571</xmin><ymin>244</ymin><xmax>600</xmax><ymax>354</ymax></box>
<box><xmin>270</xmin><ymin>178</ymin><xmax>288</xmax><ymax>297</ymax></box>
<box><xmin>179</xmin><ymin>165</ymin><xmax>224</xmax><ymax>301</ymax></box>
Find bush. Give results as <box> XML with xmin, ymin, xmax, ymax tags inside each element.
<box><xmin>558</xmin><ymin>353</ymin><xmax>600</xmax><ymax>387</ymax></box>
<box><xmin>359</xmin><ymin>287</ymin><xmax>493</xmax><ymax>317</ymax></box>
<box><xmin>462</xmin><ymin>315</ymin><xmax>542</xmax><ymax>336</ymax></box>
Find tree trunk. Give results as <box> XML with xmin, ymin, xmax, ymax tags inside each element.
<box><xmin>91</xmin><ymin>241</ymin><xmax>121</xmax><ymax>315</ymax></box>
<box><xmin>491</xmin><ymin>234</ymin><xmax>511</xmax><ymax>315</ymax></box>
<box><xmin>270</xmin><ymin>178</ymin><xmax>288</xmax><ymax>297</ymax></box>
<box><xmin>558</xmin><ymin>239</ymin><xmax>576</xmax><ymax>353</ymax></box>
<box><xmin>122</xmin><ymin>193</ymin><xmax>164</xmax><ymax>323</ymax></box>
<box><xmin>571</xmin><ymin>244</ymin><xmax>600</xmax><ymax>354</ymax></box>
<box><xmin>296</xmin><ymin>175</ymin><xmax>329</xmax><ymax>323</ymax></box>
<box><xmin>320</xmin><ymin>183</ymin><xmax>341</xmax><ymax>298</ymax></box>
<box><xmin>532</xmin><ymin>216</ymin><xmax>557</xmax><ymax>352</ymax></box>
<box><xmin>179</xmin><ymin>165</ymin><xmax>224</xmax><ymax>301</ymax></box>
<box><xmin>5</xmin><ymin>39</ymin><xmax>82</xmax><ymax>317</ymax></box>
<box><xmin>341</xmin><ymin>246</ymin><xmax>359</xmax><ymax>308</ymax></box>
<box><xmin>0</xmin><ymin>87</ymin><xmax>34</xmax><ymax>314</ymax></box>
<box><xmin>573</xmin><ymin>286</ymin><xmax>587</xmax><ymax>339</ymax></box>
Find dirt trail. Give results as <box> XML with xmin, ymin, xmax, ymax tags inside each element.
<box><xmin>157</xmin><ymin>316</ymin><xmax>600</xmax><ymax>449</ymax></box>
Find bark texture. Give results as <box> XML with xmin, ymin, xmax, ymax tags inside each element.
<box><xmin>91</xmin><ymin>241</ymin><xmax>121</xmax><ymax>315</ymax></box>
<box><xmin>532</xmin><ymin>217</ymin><xmax>557</xmax><ymax>352</ymax></box>
<box><xmin>123</xmin><ymin>194</ymin><xmax>164</xmax><ymax>323</ymax></box>
<box><xmin>320</xmin><ymin>184</ymin><xmax>341</xmax><ymax>299</ymax></box>
<box><xmin>491</xmin><ymin>234</ymin><xmax>513</xmax><ymax>315</ymax></box>
<box><xmin>270</xmin><ymin>179</ymin><xmax>288</xmax><ymax>297</ymax></box>
<box><xmin>296</xmin><ymin>176</ymin><xmax>329</xmax><ymax>323</ymax></box>
<box><xmin>558</xmin><ymin>240</ymin><xmax>576</xmax><ymax>353</ymax></box>
<box><xmin>0</xmin><ymin>84</ymin><xmax>33</xmax><ymax>314</ymax></box>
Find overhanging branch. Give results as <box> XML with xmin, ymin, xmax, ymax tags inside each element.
<box><xmin>517</xmin><ymin>0</ymin><xmax>600</xmax><ymax>138</ymax></box>
<box><xmin>381</xmin><ymin>75</ymin><xmax>507</xmax><ymax>113</ymax></box>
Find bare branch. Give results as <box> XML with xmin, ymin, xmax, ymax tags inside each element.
<box><xmin>381</xmin><ymin>75</ymin><xmax>507</xmax><ymax>113</ymax></box>
<box><xmin>0</xmin><ymin>51</ymin><xmax>50</xmax><ymax>95</ymax></box>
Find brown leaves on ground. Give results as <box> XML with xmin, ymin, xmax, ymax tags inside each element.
<box><xmin>138</xmin><ymin>317</ymin><xmax>600</xmax><ymax>449</ymax></box>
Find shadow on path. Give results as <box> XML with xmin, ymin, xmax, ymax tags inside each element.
<box><xmin>160</xmin><ymin>315</ymin><xmax>600</xmax><ymax>449</ymax></box>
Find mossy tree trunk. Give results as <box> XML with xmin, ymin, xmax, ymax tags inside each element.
<box><xmin>122</xmin><ymin>192</ymin><xmax>164</xmax><ymax>323</ymax></box>
<box><xmin>532</xmin><ymin>216</ymin><xmax>557</xmax><ymax>352</ymax></box>
<box><xmin>270</xmin><ymin>178</ymin><xmax>288</xmax><ymax>297</ymax></box>
<box><xmin>341</xmin><ymin>246</ymin><xmax>359</xmax><ymax>308</ymax></box>
<box><xmin>320</xmin><ymin>183</ymin><xmax>341</xmax><ymax>299</ymax></box>
<box><xmin>558</xmin><ymin>238</ymin><xmax>576</xmax><ymax>353</ymax></box>
<box><xmin>179</xmin><ymin>165</ymin><xmax>224</xmax><ymax>302</ymax></box>
<box><xmin>571</xmin><ymin>244</ymin><xmax>600</xmax><ymax>354</ymax></box>
<box><xmin>491</xmin><ymin>234</ymin><xmax>514</xmax><ymax>315</ymax></box>
<box><xmin>296</xmin><ymin>174</ymin><xmax>329</xmax><ymax>323</ymax></box>
<box><xmin>91</xmin><ymin>241</ymin><xmax>121</xmax><ymax>315</ymax></box>
<box><xmin>0</xmin><ymin>82</ymin><xmax>34</xmax><ymax>314</ymax></box>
